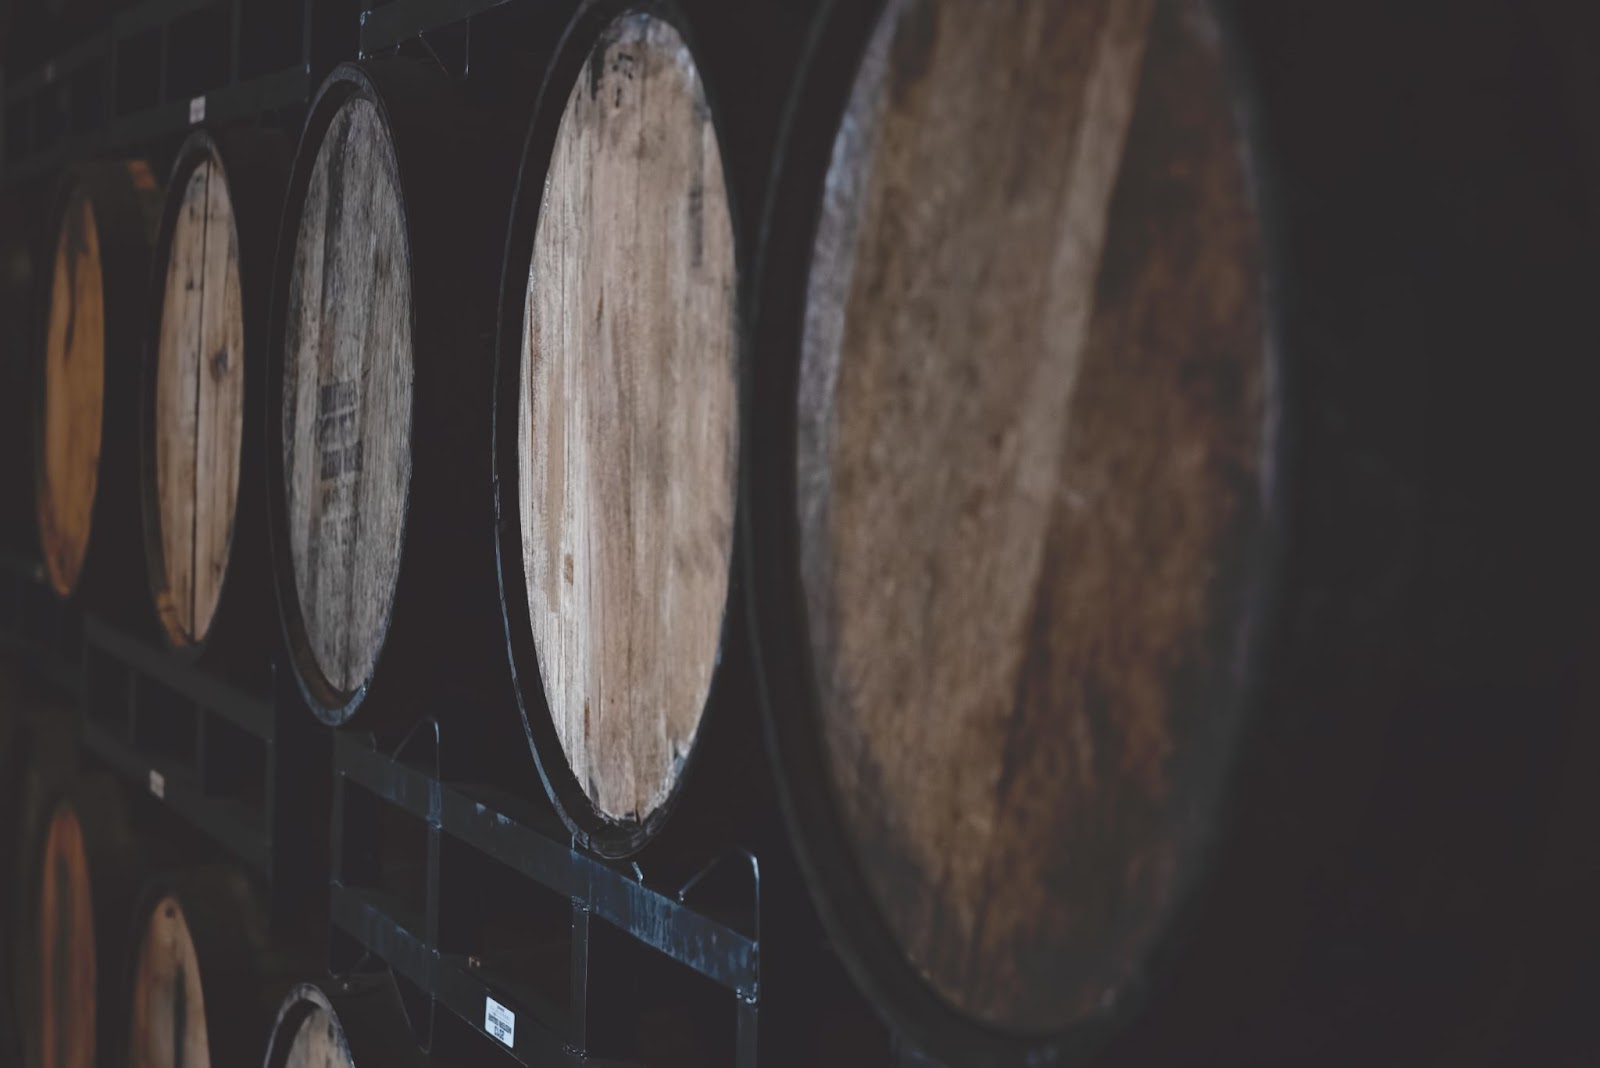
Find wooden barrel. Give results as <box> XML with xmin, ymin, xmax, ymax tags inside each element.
<box><xmin>34</xmin><ymin>160</ymin><xmax>162</xmax><ymax>611</ymax></box>
<box><xmin>493</xmin><ymin>0</ymin><xmax>748</xmax><ymax>857</ymax></box>
<box><xmin>124</xmin><ymin>865</ymin><xmax>297</xmax><ymax>1068</ymax></box>
<box><xmin>261</xmin><ymin>978</ymin><xmax>427</xmax><ymax>1068</ymax></box>
<box><xmin>13</xmin><ymin>775</ymin><xmax>141</xmax><ymax>1068</ymax></box>
<box><xmin>266</xmin><ymin>61</ymin><xmax>519</xmax><ymax>737</ymax></box>
<box><xmin>0</xmin><ymin>695</ymin><xmax>78</xmax><ymax>1061</ymax></box>
<box><xmin>749</xmin><ymin>0</ymin><xmax>1600</xmax><ymax>1064</ymax></box>
<box><xmin>139</xmin><ymin>128</ymin><xmax>290</xmax><ymax>670</ymax></box>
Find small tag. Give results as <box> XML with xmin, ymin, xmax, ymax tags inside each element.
<box><xmin>148</xmin><ymin>769</ymin><xmax>165</xmax><ymax>800</ymax></box>
<box><xmin>189</xmin><ymin>96</ymin><xmax>206</xmax><ymax>123</ymax></box>
<box><xmin>484</xmin><ymin>997</ymin><xmax>515</xmax><ymax>1048</ymax></box>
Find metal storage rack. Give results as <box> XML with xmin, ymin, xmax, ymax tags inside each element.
<box><xmin>331</xmin><ymin>727</ymin><xmax>768</xmax><ymax>1066</ymax></box>
<box><xmin>0</xmin><ymin>0</ymin><xmax>345</xmax><ymax>184</ymax></box>
<box><xmin>0</xmin><ymin>554</ymin><xmax>329</xmax><ymax>933</ymax></box>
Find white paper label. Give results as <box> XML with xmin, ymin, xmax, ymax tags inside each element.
<box><xmin>148</xmin><ymin>769</ymin><xmax>165</xmax><ymax>799</ymax></box>
<box><xmin>189</xmin><ymin>96</ymin><xmax>206</xmax><ymax>123</ymax></box>
<box><xmin>484</xmin><ymin>997</ymin><xmax>515</xmax><ymax>1047</ymax></box>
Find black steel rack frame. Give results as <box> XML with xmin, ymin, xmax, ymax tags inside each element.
<box><xmin>0</xmin><ymin>0</ymin><xmax>346</xmax><ymax>186</ymax></box>
<box><xmin>0</xmin><ymin>554</ymin><xmax>329</xmax><ymax>932</ymax></box>
<box><xmin>330</xmin><ymin>725</ymin><xmax>767</xmax><ymax>1067</ymax></box>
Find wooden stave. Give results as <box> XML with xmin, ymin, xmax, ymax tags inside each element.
<box><xmin>13</xmin><ymin>774</ymin><xmax>145</xmax><ymax>1068</ymax></box>
<box><xmin>265</xmin><ymin>61</ymin><xmax>521</xmax><ymax>747</ymax></box>
<box><xmin>492</xmin><ymin>0</ymin><xmax>765</xmax><ymax>862</ymax></box>
<box><xmin>137</xmin><ymin>126</ymin><xmax>291</xmax><ymax>677</ymax></box>
<box><xmin>747</xmin><ymin>1</ymin><xmax>1600</xmax><ymax>1065</ymax></box>
<box><xmin>123</xmin><ymin>864</ymin><xmax>298</xmax><ymax>1068</ymax></box>
<box><xmin>31</xmin><ymin>160</ymin><xmax>162</xmax><ymax>622</ymax></box>
<box><xmin>261</xmin><ymin>978</ymin><xmax>429</xmax><ymax>1068</ymax></box>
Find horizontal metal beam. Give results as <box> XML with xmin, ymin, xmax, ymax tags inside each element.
<box><xmin>358</xmin><ymin>0</ymin><xmax>511</xmax><ymax>56</ymax></box>
<box><xmin>335</xmin><ymin>731</ymin><xmax>760</xmax><ymax>993</ymax></box>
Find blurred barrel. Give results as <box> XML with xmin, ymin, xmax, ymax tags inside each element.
<box><xmin>124</xmin><ymin>865</ymin><xmax>296</xmax><ymax>1068</ymax></box>
<box><xmin>34</xmin><ymin>160</ymin><xmax>161</xmax><ymax>615</ymax></box>
<box><xmin>266</xmin><ymin>62</ymin><xmax>517</xmax><ymax>736</ymax></box>
<box><xmin>13</xmin><ymin>775</ymin><xmax>141</xmax><ymax>1068</ymax></box>
<box><xmin>262</xmin><ymin>978</ymin><xmax>427</xmax><ymax>1068</ymax></box>
<box><xmin>0</xmin><ymin>693</ymin><xmax>77</xmax><ymax>1061</ymax></box>
<box><xmin>754</xmin><ymin>0</ymin><xmax>1268</xmax><ymax>1053</ymax></box>
<box><xmin>139</xmin><ymin>128</ymin><xmax>288</xmax><ymax>673</ymax></box>
<box><xmin>750</xmin><ymin>0</ymin><xmax>1599</xmax><ymax>1064</ymax></box>
<box><xmin>494</xmin><ymin>0</ymin><xmax>748</xmax><ymax>858</ymax></box>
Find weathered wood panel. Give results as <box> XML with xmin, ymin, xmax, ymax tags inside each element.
<box><xmin>796</xmin><ymin>0</ymin><xmax>1266</xmax><ymax>1033</ymax></box>
<box><xmin>126</xmin><ymin>897</ymin><xmax>208</xmax><ymax>1068</ymax></box>
<box><xmin>38</xmin><ymin>192</ymin><xmax>105</xmax><ymax>597</ymax></box>
<box><xmin>282</xmin><ymin>96</ymin><xmax>414</xmax><ymax>698</ymax></box>
<box><xmin>519</xmin><ymin>14</ymin><xmax>738</xmax><ymax>824</ymax></box>
<box><xmin>152</xmin><ymin>158</ymin><xmax>246</xmax><ymax>646</ymax></box>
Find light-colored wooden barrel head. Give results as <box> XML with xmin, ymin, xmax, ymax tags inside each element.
<box><xmin>797</xmin><ymin>0</ymin><xmax>1268</xmax><ymax>1033</ymax></box>
<box><xmin>153</xmin><ymin>158</ymin><xmax>246</xmax><ymax>647</ymax></box>
<box><xmin>127</xmin><ymin>895</ymin><xmax>209</xmax><ymax>1068</ymax></box>
<box><xmin>38</xmin><ymin>190</ymin><xmax>105</xmax><ymax>597</ymax></box>
<box><xmin>281</xmin><ymin>1004</ymin><xmax>349</xmax><ymax>1068</ymax></box>
<box><xmin>520</xmin><ymin>13</ymin><xmax>738</xmax><ymax>824</ymax></box>
<box><xmin>282</xmin><ymin>95</ymin><xmax>414</xmax><ymax>699</ymax></box>
<box><xmin>37</xmin><ymin>802</ymin><xmax>96</xmax><ymax>1068</ymax></box>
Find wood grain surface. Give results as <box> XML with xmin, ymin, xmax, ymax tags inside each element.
<box><xmin>282</xmin><ymin>1005</ymin><xmax>348</xmax><ymax>1068</ymax></box>
<box><xmin>282</xmin><ymin>96</ymin><xmax>414</xmax><ymax>698</ymax></box>
<box><xmin>127</xmin><ymin>896</ymin><xmax>209</xmax><ymax>1068</ymax></box>
<box><xmin>797</xmin><ymin>0</ymin><xmax>1267</xmax><ymax>1033</ymax></box>
<box><xmin>37</xmin><ymin>191</ymin><xmax>105</xmax><ymax>597</ymax></box>
<box><xmin>37</xmin><ymin>803</ymin><xmax>96</xmax><ymax>1068</ymax></box>
<box><xmin>153</xmin><ymin>158</ymin><xmax>245</xmax><ymax>647</ymax></box>
<box><xmin>519</xmin><ymin>13</ymin><xmax>738</xmax><ymax>824</ymax></box>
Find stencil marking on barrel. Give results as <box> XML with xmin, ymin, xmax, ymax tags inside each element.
<box><xmin>284</xmin><ymin>96</ymin><xmax>414</xmax><ymax>697</ymax></box>
<box><xmin>797</xmin><ymin>0</ymin><xmax>1267</xmax><ymax>1032</ymax></box>
<box><xmin>520</xmin><ymin>14</ymin><xmax>738</xmax><ymax>823</ymax></box>
<box><xmin>155</xmin><ymin>158</ymin><xmax>246</xmax><ymax>645</ymax></box>
<box><xmin>38</xmin><ymin>194</ymin><xmax>106</xmax><ymax>596</ymax></box>
<box><xmin>129</xmin><ymin>897</ymin><xmax>209</xmax><ymax>1068</ymax></box>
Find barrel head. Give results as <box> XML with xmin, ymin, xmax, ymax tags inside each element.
<box><xmin>281</xmin><ymin>93</ymin><xmax>414</xmax><ymax>704</ymax></box>
<box><xmin>38</xmin><ymin>190</ymin><xmax>105</xmax><ymax>598</ymax></box>
<box><xmin>774</xmin><ymin>0</ymin><xmax>1274</xmax><ymax>1045</ymax></box>
<box><xmin>127</xmin><ymin>895</ymin><xmax>209</xmax><ymax>1068</ymax></box>
<box><xmin>514</xmin><ymin>9</ymin><xmax>739</xmax><ymax>843</ymax></box>
<box><xmin>151</xmin><ymin>152</ymin><xmax>246</xmax><ymax>649</ymax></box>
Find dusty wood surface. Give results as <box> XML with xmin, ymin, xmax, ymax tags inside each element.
<box><xmin>37</xmin><ymin>191</ymin><xmax>105</xmax><ymax>597</ymax></box>
<box><xmin>153</xmin><ymin>157</ymin><xmax>246</xmax><ymax>647</ymax></box>
<box><xmin>36</xmin><ymin>803</ymin><xmax>97</xmax><ymax>1068</ymax></box>
<box><xmin>282</xmin><ymin>96</ymin><xmax>414</xmax><ymax>698</ymax></box>
<box><xmin>797</xmin><ymin>0</ymin><xmax>1267</xmax><ymax>1032</ymax></box>
<box><xmin>127</xmin><ymin>896</ymin><xmax>209</xmax><ymax>1068</ymax></box>
<box><xmin>281</xmin><ymin>1005</ymin><xmax>348</xmax><ymax>1068</ymax></box>
<box><xmin>519</xmin><ymin>13</ymin><xmax>739</xmax><ymax>824</ymax></box>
